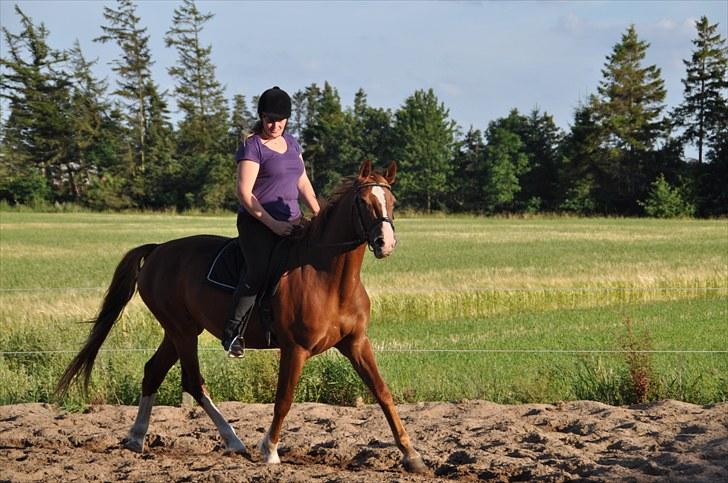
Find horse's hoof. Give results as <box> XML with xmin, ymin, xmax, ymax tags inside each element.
<box><xmin>402</xmin><ymin>453</ymin><xmax>427</xmax><ymax>474</ymax></box>
<box><xmin>223</xmin><ymin>441</ymin><xmax>248</xmax><ymax>456</ymax></box>
<box><xmin>123</xmin><ymin>437</ymin><xmax>144</xmax><ymax>453</ymax></box>
<box><xmin>258</xmin><ymin>436</ymin><xmax>281</xmax><ymax>464</ymax></box>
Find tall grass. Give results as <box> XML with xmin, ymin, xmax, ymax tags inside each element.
<box><xmin>0</xmin><ymin>213</ymin><xmax>726</xmax><ymax>406</ymax></box>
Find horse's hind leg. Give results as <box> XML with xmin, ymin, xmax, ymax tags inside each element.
<box><xmin>337</xmin><ymin>335</ymin><xmax>427</xmax><ymax>474</ymax></box>
<box><xmin>124</xmin><ymin>333</ymin><xmax>178</xmax><ymax>453</ymax></box>
<box><xmin>175</xmin><ymin>334</ymin><xmax>246</xmax><ymax>455</ymax></box>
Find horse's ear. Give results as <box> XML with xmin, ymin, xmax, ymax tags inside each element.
<box><xmin>358</xmin><ymin>159</ymin><xmax>373</xmax><ymax>179</ymax></box>
<box><xmin>384</xmin><ymin>160</ymin><xmax>397</xmax><ymax>184</ymax></box>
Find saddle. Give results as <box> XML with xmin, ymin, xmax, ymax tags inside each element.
<box><xmin>206</xmin><ymin>237</ymin><xmax>291</xmax><ymax>345</ymax></box>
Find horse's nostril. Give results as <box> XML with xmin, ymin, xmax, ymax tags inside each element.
<box><xmin>374</xmin><ymin>237</ymin><xmax>385</xmax><ymax>248</ymax></box>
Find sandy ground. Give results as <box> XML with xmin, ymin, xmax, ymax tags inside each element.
<box><xmin>1</xmin><ymin>399</ymin><xmax>726</xmax><ymax>482</ymax></box>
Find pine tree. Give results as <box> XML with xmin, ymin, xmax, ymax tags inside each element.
<box><xmin>639</xmin><ymin>174</ymin><xmax>695</xmax><ymax>218</ymax></box>
<box><xmin>96</xmin><ymin>0</ymin><xmax>170</xmax><ymax>188</ymax></box>
<box><xmin>142</xmin><ymin>87</ymin><xmax>177</xmax><ymax>207</ymax></box>
<box><xmin>293</xmin><ymin>84</ymin><xmax>322</xmax><ymax>182</ymax></box>
<box><xmin>66</xmin><ymin>41</ymin><xmax>120</xmax><ymax>202</ymax></box>
<box><xmin>0</xmin><ymin>6</ymin><xmax>72</xmax><ymax>204</ymax></box>
<box><xmin>559</xmin><ymin>98</ymin><xmax>604</xmax><ymax>214</ymax></box>
<box><xmin>482</xmin><ymin>126</ymin><xmax>529</xmax><ymax>213</ymax></box>
<box><xmin>228</xmin><ymin>94</ymin><xmax>256</xmax><ymax>150</ymax></box>
<box><xmin>598</xmin><ymin>25</ymin><xmax>667</xmax><ymax>152</ymax></box>
<box><xmin>449</xmin><ymin>127</ymin><xmax>486</xmax><ymax>212</ymax></box>
<box><xmin>519</xmin><ymin>109</ymin><xmax>564</xmax><ymax>211</ymax></box>
<box><xmin>165</xmin><ymin>0</ymin><xmax>228</xmax><ymax>157</ymax></box>
<box><xmin>674</xmin><ymin>16</ymin><xmax>728</xmax><ymax>164</ymax></box>
<box><xmin>349</xmin><ymin>88</ymin><xmax>393</xmax><ymax>166</ymax></box>
<box><xmin>392</xmin><ymin>89</ymin><xmax>457</xmax><ymax>212</ymax></box>
<box><xmin>301</xmin><ymin>82</ymin><xmax>360</xmax><ymax>194</ymax></box>
<box><xmin>595</xmin><ymin>25</ymin><xmax>667</xmax><ymax>213</ymax></box>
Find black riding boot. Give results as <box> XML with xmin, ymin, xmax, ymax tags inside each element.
<box><xmin>221</xmin><ymin>292</ymin><xmax>257</xmax><ymax>357</ymax></box>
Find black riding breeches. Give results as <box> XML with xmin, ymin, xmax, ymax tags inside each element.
<box><xmin>228</xmin><ymin>213</ymin><xmax>283</xmax><ymax>323</ymax></box>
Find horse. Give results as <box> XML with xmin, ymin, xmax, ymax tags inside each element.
<box><xmin>56</xmin><ymin>160</ymin><xmax>427</xmax><ymax>474</ymax></box>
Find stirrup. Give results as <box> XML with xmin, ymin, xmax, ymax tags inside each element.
<box><xmin>226</xmin><ymin>334</ymin><xmax>245</xmax><ymax>358</ymax></box>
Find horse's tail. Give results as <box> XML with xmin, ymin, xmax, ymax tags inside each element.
<box><xmin>55</xmin><ymin>243</ymin><xmax>159</xmax><ymax>397</ymax></box>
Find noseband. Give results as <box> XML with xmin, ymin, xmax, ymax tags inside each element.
<box><xmin>354</xmin><ymin>182</ymin><xmax>396</xmax><ymax>252</ymax></box>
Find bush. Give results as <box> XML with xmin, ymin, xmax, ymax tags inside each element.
<box><xmin>560</xmin><ymin>177</ymin><xmax>596</xmax><ymax>215</ymax></box>
<box><xmin>639</xmin><ymin>175</ymin><xmax>695</xmax><ymax>218</ymax></box>
<box><xmin>0</xmin><ymin>169</ymin><xmax>51</xmax><ymax>206</ymax></box>
<box><xmin>82</xmin><ymin>174</ymin><xmax>133</xmax><ymax>210</ymax></box>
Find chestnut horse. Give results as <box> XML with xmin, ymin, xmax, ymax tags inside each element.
<box><xmin>56</xmin><ymin>160</ymin><xmax>426</xmax><ymax>473</ymax></box>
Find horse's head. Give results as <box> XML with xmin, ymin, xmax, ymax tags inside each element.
<box><xmin>354</xmin><ymin>160</ymin><xmax>397</xmax><ymax>259</ymax></box>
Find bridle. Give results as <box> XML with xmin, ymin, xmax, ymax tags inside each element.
<box><xmin>307</xmin><ymin>181</ymin><xmax>395</xmax><ymax>251</ymax></box>
<box><xmin>353</xmin><ymin>182</ymin><xmax>396</xmax><ymax>252</ymax></box>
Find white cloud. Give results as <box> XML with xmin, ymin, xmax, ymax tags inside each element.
<box><xmin>657</xmin><ymin>19</ymin><xmax>678</xmax><ymax>31</ymax></box>
<box><xmin>438</xmin><ymin>81</ymin><xmax>462</xmax><ymax>98</ymax></box>
<box><xmin>556</xmin><ymin>12</ymin><xmax>587</xmax><ymax>36</ymax></box>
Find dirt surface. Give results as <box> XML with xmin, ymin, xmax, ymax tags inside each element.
<box><xmin>1</xmin><ymin>400</ymin><xmax>727</xmax><ymax>482</ymax></box>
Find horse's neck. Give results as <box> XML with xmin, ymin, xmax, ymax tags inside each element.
<box><xmin>292</xmin><ymin>195</ymin><xmax>366</xmax><ymax>290</ymax></box>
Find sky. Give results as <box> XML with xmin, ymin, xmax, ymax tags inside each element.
<box><xmin>1</xmin><ymin>0</ymin><xmax>727</xmax><ymax>134</ymax></box>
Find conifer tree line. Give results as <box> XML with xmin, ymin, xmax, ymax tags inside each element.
<box><xmin>1</xmin><ymin>1</ymin><xmax>726</xmax><ymax>216</ymax></box>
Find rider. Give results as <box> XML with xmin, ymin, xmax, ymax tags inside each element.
<box><xmin>222</xmin><ymin>86</ymin><xmax>320</xmax><ymax>357</ymax></box>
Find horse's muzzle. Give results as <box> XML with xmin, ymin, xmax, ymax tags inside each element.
<box><xmin>372</xmin><ymin>226</ymin><xmax>396</xmax><ymax>259</ymax></box>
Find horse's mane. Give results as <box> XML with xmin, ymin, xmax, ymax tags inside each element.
<box><xmin>292</xmin><ymin>170</ymin><xmax>391</xmax><ymax>244</ymax></box>
<box><xmin>293</xmin><ymin>177</ymin><xmax>357</xmax><ymax>243</ymax></box>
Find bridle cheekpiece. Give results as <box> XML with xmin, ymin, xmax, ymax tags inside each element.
<box><xmin>354</xmin><ymin>181</ymin><xmax>396</xmax><ymax>252</ymax></box>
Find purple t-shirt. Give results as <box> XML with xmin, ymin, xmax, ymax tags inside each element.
<box><xmin>235</xmin><ymin>133</ymin><xmax>304</xmax><ymax>221</ymax></box>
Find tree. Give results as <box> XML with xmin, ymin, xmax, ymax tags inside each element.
<box><xmin>674</xmin><ymin>16</ymin><xmax>728</xmax><ymax>164</ymax></box>
<box><xmin>518</xmin><ymin>109</ymin><xmax>564</xmax><ymax>211</ymax></box>
<box><xmin>485</xmin><ymin>108</ymin><xmax>564</xmax><ymax>211</ymax></box>
<box><xmin>96</xmin><ymin>0</ymin><xmax>173</xmax><ymax>206</ymax></box>
<box><xmin>559</xmin><ymin>99</ymin><xmax>604</xmax><ymax>214</ymax></box>
<box><xmin>228</xmin><ymin>94</ymin><xmax>256</xmax><ymax>152</ymax></box>
<box><xmin>0</xmin><ymin>6</ymin><xmax>72</xmax><ymax>204</ymax></box>
<box><xmin>165</xmin><ymin>0</ymin><xmax>228</xmax><ymax>157</ymax></box>
<box><xmin>595</xmin><ymin>25</ymin><xmax>667</xmax><ymax>213</ymax></box>
<box><xmin>66</xmin><ymin>41</ymin><xmax>120</xmax><ymax>202</ymax></box>
<box><xmin>449</xmin><ymin>127</ymin><xmax>486</xmax><ymax>212</ymax></box>
<box><xmin>482</xmin><ymin>126</ymin><xmax>529</xmax><ymax>213</ymax></box>
<box><xmin>140</xmin><ymin>86</ymin><xmax>177</xmax><ymax>207</ymax></box>
<box><xmin>392</xmin><ymin>89</ymin><xmax>456</xmax><ymax>212</ymax></box>
<box><xmin>639</xmin><ymin>174</ymin><xmax>695</xmax><ymax>218</ymax></box>
<box><xmin>349</xmin><ymin>88</ymin><xmax>394</xmax><ymax>167</ymax></box>
<box><xmin>300</xmin><ymin>82</ymin><xmax>360</xmax><ymax>194</ymax></box>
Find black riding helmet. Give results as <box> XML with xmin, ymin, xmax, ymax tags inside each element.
<box><xmin>258</xmin><ymin>86</ymin><xmax>291</xmax><ymax>121</ymax></box>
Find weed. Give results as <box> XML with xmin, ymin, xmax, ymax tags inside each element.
<box><xmin>620</xmin><ymin>317</ymin><xmax>656</xmax><ymax>404</ymax></box>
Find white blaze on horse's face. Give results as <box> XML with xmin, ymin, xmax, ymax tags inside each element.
<box><xmin>371</xmin><ymin>185</ymin><xmax>396</xmax><ymax>258</ymax></box>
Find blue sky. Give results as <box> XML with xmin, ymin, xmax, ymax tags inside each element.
<box><xmin>1</xmin><ymin>0</ymin><xmax>727</xmax><ymax>133</ymax></box>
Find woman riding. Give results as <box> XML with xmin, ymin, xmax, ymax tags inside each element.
<box><xmin>222</xmin><ymin>86</ymin><xmax>320</xmax><ymax>357</ymax></box>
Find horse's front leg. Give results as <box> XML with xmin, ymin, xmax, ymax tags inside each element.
<box><xmin>337</xmin><ymin>335</ymin><xmax>427</xmax><ymax>474</ymax></box>
<box><xmin>259</xmin><ymin>344</ymin><xmax>308</xmax><ymax>464</ymax></box>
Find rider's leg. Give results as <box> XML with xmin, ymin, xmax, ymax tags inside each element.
<box><xmin>222</xmin><ymin>214</ymin><xmax>281</xmax><ymax>355</ymax></box>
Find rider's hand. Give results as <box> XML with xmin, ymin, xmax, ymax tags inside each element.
<box><xmin>270</xmin><ymin>220</ymin><xmax>294</xmax><ymax>237</ymax></box>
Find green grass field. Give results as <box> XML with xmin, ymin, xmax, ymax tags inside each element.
<box><xmin>1</xmin><ymin>212</ymin><xmax>726</xmax><ymax>407</ymax></box>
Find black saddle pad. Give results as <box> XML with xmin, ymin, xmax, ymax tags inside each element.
<box><xmin>206</xmin><ymin>237</ymin><xmax>290</xmax><ymax>295</ymax></box>
<box><xmin>207</xmin><ymin>238</ymin><xmax>243</xmax><ymax>291</ymax></box>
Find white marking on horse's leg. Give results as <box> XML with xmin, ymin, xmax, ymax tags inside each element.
<box><xmin>124</xmin><ymin>393</ymin><xmax>155</xmax><ymax>453</ymax></box>
<box><xmin>257</xmin><ymin>429</ymin><xmax>280</xmax><ymax>464</ymax></box>
<box><xmin>371</xmin><ymin>186</ymin><xmax>396</xmax><ymax>255</ymax></box>
<box><xmin>199</xmin><ymin>393</ymin><xmax>246</xmax><ymax>454</ymax></box>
